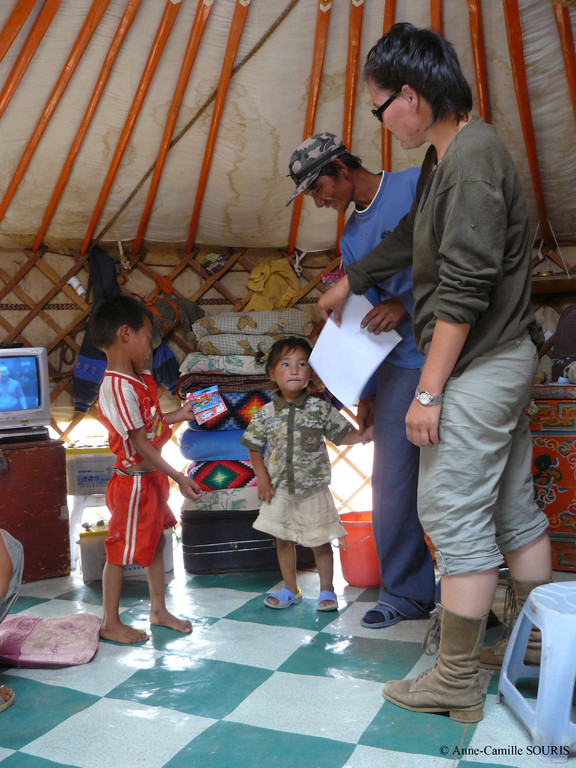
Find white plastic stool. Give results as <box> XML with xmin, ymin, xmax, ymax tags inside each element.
<box><xmin>68</xmin><ymin>494</ymin><xmax>108</xmax><ymax>568</ymax></box>
<box><xmin>498</xmin><ymin>582</ymin><xmax>576</xmax><ymax>763</ymax></box>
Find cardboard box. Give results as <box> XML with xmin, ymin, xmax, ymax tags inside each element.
<box><xmin>66</xmin><ymin>446</ymin><xmax>115</xmax><ymax>495</ymax></box>
<box><xmin>77</xmin><ymin>525</ymin><xmax>174</xmax><ymax>583</ymax></box>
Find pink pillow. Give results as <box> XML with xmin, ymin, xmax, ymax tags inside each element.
<box><xmin>0</xmin><ymin>613</ymin><xmax>101</xmax><ymax>668</ymax></box>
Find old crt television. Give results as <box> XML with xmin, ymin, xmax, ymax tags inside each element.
<box><xmin>0</xmin><ymin>346</ymin><xmax>51</xmax><ymax>440</ymax></box>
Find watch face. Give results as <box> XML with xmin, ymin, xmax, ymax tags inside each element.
<box><xmin>419</xmin><ymin>391</ymin><xmax>432</xmax><ymax>405</ymax></box>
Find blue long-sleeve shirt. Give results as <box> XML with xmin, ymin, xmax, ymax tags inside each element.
<box><xmin>340</xmin><ymin>167</ymin><xmax>424</xmax><ymax>397</ymax></box>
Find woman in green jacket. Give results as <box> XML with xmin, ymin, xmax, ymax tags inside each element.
<box><xmin>319</xmin><ymin>22</ymin><xmax>551</xmax><ymax>723</ymax></box>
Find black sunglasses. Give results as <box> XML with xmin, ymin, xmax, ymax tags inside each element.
<box><xmin>371</xmin><ymin>91</ymin><xmax>401</xmax><ymax>122</ymax></box>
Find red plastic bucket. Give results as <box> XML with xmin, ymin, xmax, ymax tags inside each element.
<box><xmin>338</xmin><ymin>511</ymin><xmax>381</xmax><ymax>588</ymax></box>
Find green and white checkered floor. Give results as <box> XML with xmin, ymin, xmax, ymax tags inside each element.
<box><xmin>0</xmin><ymin>547</ymin><xmax>573</xmax><ymax>768</ymax></box>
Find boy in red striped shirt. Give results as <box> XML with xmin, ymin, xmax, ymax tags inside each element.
<box><xmin>93</xmin><ymin>295</ymin><xmax>201</xmax><ymax>644</ymax></box>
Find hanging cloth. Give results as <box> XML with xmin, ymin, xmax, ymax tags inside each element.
<box><xmin>244</xmin><ymin>258</ymin><xmax>299</xmax><ymax>311</ymax></box>
<box><xmin>72</xmin><ymin>246</ymin><xmax>122</xmax><ymax>413</ymax></box>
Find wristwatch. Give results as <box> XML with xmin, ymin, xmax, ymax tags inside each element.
<box><xmin>415</xmin><ymin>386</ymin><xmax>443</xmax><ymax>406</ymax></box>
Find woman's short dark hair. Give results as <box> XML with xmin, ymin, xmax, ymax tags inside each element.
<box><xmin>317</xmin><ymin>152</ymin><xmax>363</xmax><ymax>179</ymax></box>
<box><xmin>363</xmin><ymin>23</ymin><xmax>472</xmax><ymax>123</ymax></box>
<box><xmin>257</xmin><ymin>336</ymin><xmax>313</xmax><ymax>376</ymax></box>
<box><xmin>92</xmin><ymin>294</ymin><xmax>153</xmax><ymax>350</ymax></box>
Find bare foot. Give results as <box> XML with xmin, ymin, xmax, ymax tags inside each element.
<box><xmin>150</xmin><ymin>609</ymin><xmax>193</xmax><ymax>634</ymax></box>
<box><xmin>100</xmin><ymin>622</ymin><xmax>149</xmax><ymax>644</ymax></box>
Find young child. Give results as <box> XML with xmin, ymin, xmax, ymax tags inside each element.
<box><xmin>240</xmin><ymin>336</ymin><xmax>372</xmax><ymax>611</ymax></box>
<box><xmin>92</xmin><ymin>294</ymin><xmax>202</xmax><ymax>644</ymax></box>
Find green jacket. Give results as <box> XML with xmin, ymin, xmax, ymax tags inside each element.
<box><xmin>346</xmin><ymin>118</ymin><xmax>543</xmax><ymax>376</ymax></box>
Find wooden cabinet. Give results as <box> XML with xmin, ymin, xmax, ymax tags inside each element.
<box><xmin>530</xmin><ymin>385</ymin><xmax>576</xmax><ymax>572</ymax></box>
<box><xmin>0</xmin><ymin>439</ymin><xmax>70</xmax><ymax>582</ymax></box>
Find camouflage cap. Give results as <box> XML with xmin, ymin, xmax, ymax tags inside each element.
<box><xmin>286</xmin><ymin>132</ymin><xmax>348</xmax><ymax>205</ymax></box>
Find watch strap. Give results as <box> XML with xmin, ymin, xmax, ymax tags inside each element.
<box><xmin>415</xmin><ymin>386</ymin><xmax>443</xmax><ymax>406</ymax></box>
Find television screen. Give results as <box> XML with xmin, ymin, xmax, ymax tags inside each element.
<box><xmin>0</xmin><ymin>356</ymin><xmax>41</xmax><ymax>412</ymax></box>
<box><xmin>0</xmin><ymin>346</ymin><xmax>51</xmax><ymax>436</ymax></box>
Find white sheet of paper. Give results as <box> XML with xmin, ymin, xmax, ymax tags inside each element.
<box><xmin>309</xmin><ymin>294</ymin><xmax>401</xmax><ymax>409</ymax></box>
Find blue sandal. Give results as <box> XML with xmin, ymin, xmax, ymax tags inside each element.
<box><xmin>361</xmin><ymin>601</ymin><xmax>429</xmax><ymax>628</ymax></box>
<box><xmin>317</xmin><ymin>590</ymin><xmax>338</xmax><ymax>612</ymax></box>
<box><xmin>263</xmin><ymin>586</ymin><xmax>302</xmax><ymax>609</ymax></box>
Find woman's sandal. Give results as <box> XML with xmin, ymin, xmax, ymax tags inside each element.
<box><xmin>0</xmin><ymin>685</ymin><xmax>15</xmax><ymax>713</ymax></box>
<box><xmin>317</xmin><ymin>590</ymin><xmax>338</xmax><ymax>612</ymax></box>
<box><xmin>263</xmin><ymin>586</ymin><xmax>302</xmax><ymax>609</ymax></box>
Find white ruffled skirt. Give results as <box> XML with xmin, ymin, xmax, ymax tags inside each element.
<box><xmin>253</xmin><ymin>484</ymin><xmax>346</xmax><ymax>547</ymax></box>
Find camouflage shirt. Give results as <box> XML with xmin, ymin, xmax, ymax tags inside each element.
<box><xmin>240</xmin><ymin>391</ymin><xmax>352</xmax><ymax>494</ymax></box>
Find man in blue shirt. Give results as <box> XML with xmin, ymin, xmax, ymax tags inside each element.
<box><xmin>287</xmin><ymin>132</ymin><xmax>435</xmax><ymax>627</ymax></box>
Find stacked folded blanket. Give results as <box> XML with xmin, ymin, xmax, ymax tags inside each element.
<box><xmin>178</xmin><ymin>308</ymin><xmax>312</xmax><ymax>517</ymax></box>
<box><xmin>185</xmin><ymin>460</ymin><xmax>257</xmax><ymax>491</ymax></box>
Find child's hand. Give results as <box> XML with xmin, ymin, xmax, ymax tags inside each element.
<box><xmin>179</xmin><ymin>400</ymin><xmax>196</xmax><ymax>423</ymax></box>
<box><xmin>257</xmin><ymin>477</ymin><xmax>275</xmax><ymax>504</ymax></box>
<box><xmin>360</xmin><ymin>425</ymin><xmax>374</xmax><ymax>444</ymax></box>
<box><xmin>178</xmin><ymin>473</ymin><xmax>202</xmax><ymax>500</ymax></box>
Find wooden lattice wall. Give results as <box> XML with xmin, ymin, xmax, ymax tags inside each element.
<box><xmin>0</xmin><ymin>243</ymin><xmax>379</xmax><ymax>513</ymax></box>
<box><xmin>2</xmin><ymin>242</ymin><xmax>576</xmax><ymax>513</ymax></box>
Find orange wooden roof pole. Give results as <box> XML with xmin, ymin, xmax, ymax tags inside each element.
<box><xmin>553</xmin><ymin>2</ymin><xmax>576</xmax><ymax>124</ymax></box>
<box><xmin>336</xmin><ymin>0</ymin><xmax>364</xmax><ymax>247</ymax></box>
<box><xmin>186</xmin><ymin>0</ymin><xmax>251</xmax><ymax>252</ymax></box>
<box><xmin>0</xmin><ymin>0</ymin><xmax>37</xmax><ymax>64</ymax></box>
<box><xmin>287</xmin><ymin>0</ymin><xmax>332</xmax><ymax>255</ymax></box>
<box><xmin>468</xmin><ymin>0</ymin><xmax>490</xmax><ymax>122</ymax></box>
<box><xmin>0</xmin><ymin>0</ymin><xmax>112</xmax><ymax>228</ymax></box>
<box><xmin>131</xmin><ymin>0</ymin><xmax>215</xmax><ymax>259</ymax></box>
<box><xmin>430</xmin><ymin>0</ymin><xmax>443</xmax><ymax>34</ymax></box>
<box><xmin>502</xmin><ymin>0</ymin><xmax>551</xmax><ymax>243</ymax></box>
<box><xmin>0</xmin><ymin>0</ymin><xmax>63</xmax><ymax>123</ymax></box>
<box><xmin>426</xmin><ymin>0</ymin><xmax>444</xmax><ymax>241</ymax></box>
<box><xmin>380</xmin><ymin>0</ymin><xmax>397</xmax><ymax>172</ymax></box>
<box><xmin>341</xmin><ymin>0</ymin><xmax>364</xmax><ymax>156</ymax></box>
<box><xmin>80</xmin><ymin>0</ymin><xmax>182</xmax><ymax>257</ymax></box>
<box><xmin>32</xmin><ymin>0</ymin><xmax>144</xmax><ymax>253</ymax></box>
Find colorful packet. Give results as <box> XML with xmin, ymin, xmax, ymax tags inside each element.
<box><xmin>187</xmin><ymin>385</ymin><xmax>228</xmax><ymax>424</ymax></box>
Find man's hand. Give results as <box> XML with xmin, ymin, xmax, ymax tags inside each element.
<box><xmin>318</xmin><ymin>274</ymin><xmax>350</xmax><ymax>326</ymax></box>
<box><xmin>356</xmin><ymin>398</ymin><xmax>375</xmax><ymax>432</ymax></box>
<box><xmin>361</xmin><ymin>298</ymin><xmax>407</xmax><ymax>335</ymax></box>
<box><xmin>405</xmin><ymin>399</ymin><xmax>441</xmax><ymax>447</ymax></box>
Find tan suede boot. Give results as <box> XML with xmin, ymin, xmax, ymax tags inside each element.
<box><xmin>479</xmin><ymin>577</ymin><xmax>551</xmax><ymax>670</ymax></box>
<box><xmin>382</xmin><ymin>605</ymin><xmax>488</xmax><ymax>723</ymax></box>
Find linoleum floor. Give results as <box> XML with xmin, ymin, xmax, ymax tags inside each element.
<box><xmin>1</xmin><ymin>546</ymin><xmax>574</xmax><ymax>768</ymax></box>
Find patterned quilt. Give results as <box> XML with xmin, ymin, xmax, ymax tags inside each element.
<box><xmin>192</xmin><ymin>309</ymin><xmax>312</xmax><ymax>339</ymax></box>
<box><xmin>180</xmin><ymin>486</ymin><xmax>259</xmax><ymax>512</ymax></box>
<box><xmin>188</xmin><ymin>390</ymin><xmax>273</xmax><ymax>431</ymax></box>
<box><xmin>176</xmin><ymin>373</ymin><xmax>273</xmax><ymax>398</ymax></box>
<box><xmin>179</xmin><ymin>354</ymin><xmax>262</xmax><ymax>376</ymax></box>
<box><xmin>196</xmin><ymin>333</ymin><xmax>308</xmax><ymax>357</ymax></box>
<box><xmin>186</xmin><ymin>460</ymin><xmax>257</xmax><ymax>491</ymax></box>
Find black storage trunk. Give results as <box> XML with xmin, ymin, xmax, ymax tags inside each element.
<box><xmin>181</xmin><ymin>508</ymin><xmax>315</xmax><ymax>574</ymax></box>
